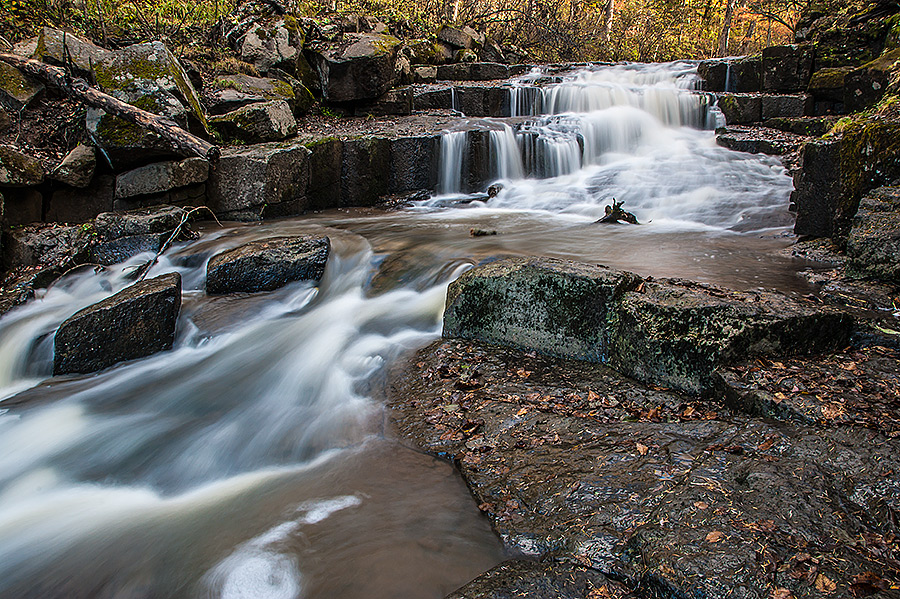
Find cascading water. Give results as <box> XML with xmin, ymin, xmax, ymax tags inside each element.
<box><xmin>431</xmin><ymin>61</ymin><xmax>791</xmax><ymax>233</ymax></box>
<box><xmin>0</xmin><ymin>61</ymin><xmax>805</xmax><ymax>599</ymax></box>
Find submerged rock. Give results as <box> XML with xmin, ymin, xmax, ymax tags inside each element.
<box><xmin>53</xmin><ymin>272</ymin><xmax>182</xmax><ymax>375</ymax></box>
<box><xmin>205</xmin><ymin>235</ymin><xmax>330</xmax><ymax>294</ymax></box>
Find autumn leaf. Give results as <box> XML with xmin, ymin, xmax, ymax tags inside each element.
<box><xmin>815</xmin><ymin>574</ymin><xmax>836</xmax><ymax>593</ymax></box>
<box><xmin>706</xmin><ymin>530</ymin><xmax>725</xmax><ymax>543</ymax></box>
<box><xmin>636</xmin><ymin>442</ymin><xmax>649</xmax><ymax>456</ymax></box>
<box><xmin>694</xmin><ymin>501</ymin><xmax>709</xmax><ymax>510</ymax></box>
<box><xmin>770</xmin><ymin>588</ymin><xmax>793</xmax><ymax>599</ymax></box>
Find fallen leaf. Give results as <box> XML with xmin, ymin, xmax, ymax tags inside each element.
<box><xmin>706</xmin><ymin>530</ymin><xmax>725</xmax><ymax>543</ymax></box>
<box><xmin>636</xmin><ymin>442</ymin><xmax>649</xmax><ymax>456</ymax></box>
<box><xmin>758</xmin><ymin>434</ymin><xmax>779</xmax><ymax>452</ymax></box>
<box><xmin>770</xmin><ymin>588</ymin><xmax>792</xmax><ymax>599</ymax></box>
<box><xmin>694</xmin><ymin>501</ymin><xmax>709</xmax><ymax>510</ymax></box>
<box><xmin>774</xmin><ymin>392</ymin><xmax>788</xmax><ymax>403</ymax></box>
<box><xmin>815</xmin><ymin>573</ymin><xmax>836</xmax><ymax>593</ymax></box>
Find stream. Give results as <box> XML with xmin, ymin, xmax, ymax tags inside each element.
<box><xmin>0</xmin><ymin>61</ymin><xmax>809</xmax><ymax>598</ymax></box>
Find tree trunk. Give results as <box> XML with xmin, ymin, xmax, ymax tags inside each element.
<box><xmin>0</xmin><ymin>53</ymin><xmax>219</xmax><ymax>162</ymax></box>
<box><xmin>717</xmin><ymin>0</ymin><xmax>734</xmax><ymax>57</ymax></box>
<box><xmin>601</xmin><ymin>0</ymin><xmax>614</xmax><ymax>43</ymax></box>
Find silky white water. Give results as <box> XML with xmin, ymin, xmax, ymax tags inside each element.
<box><xmin>0</xmin><ymin>62</ymin><xmax>804</xmax><ymax>599</ymax></box>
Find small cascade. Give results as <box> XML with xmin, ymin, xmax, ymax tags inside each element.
<box><xmin>438</xmin><ymin>130</ymin><xmax>467</xmax><ymax>194</ymax></box>
<box><xmin>489</xmin><ymin>125</ymin><xmax>525</xmax><ymax>181</ymax></box>
<box><xmin>724</xmin><ymin>61</ymin><xmax>733</xmax><ymax>93</ymax></box>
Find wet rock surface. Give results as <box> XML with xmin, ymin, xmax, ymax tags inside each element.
<box><xmin>53</xmin><ymin>272</ymin><xmax>182</xmax><ymax>375</ymax></box>
<box><xmin>388</xmin><ymin>339</ymin><xmax>900</xmax><ymax>599</ymax></box>
<box><xmin>443</xmin><ymin>257</ymin><xmax>852</xmax><ymax>394</ymax></box>
<box><xmin>205</xmin><ymin>235</ymin><xmax>330</xmax><ymax>294</ymax></box>
<box><xmin>716</xmin><ymin>125</ymin><xmax>810</xmax><ymax>156</ymax></box>
<box><xmin>446</xmin><ymin>559</ymin><xmax>629</xmax><ymax>599</ymax></box>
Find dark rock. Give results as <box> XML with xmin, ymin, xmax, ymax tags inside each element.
<box><xmin>354</xmin><ymin>87</ymin><xmax>413</xmax><ymax>116</ymax></box>
<box><xmin>454</xmin><ymin>49</ymin><xmax>477</xmax><ymax>63</ymax></box>
<box><xmin>406</xmin><ymin>39</ymin><xmax>453</xmax><ymax>66</ymax></box>
<box><xmin>792</xmin><ymin>138</ymin><xmax>842</xmax><ymax>238</ymax></box>
<box><xmin>0</xmin><ymin>105</ymin><xmax>10</xmax><ymax>132</ymax></box>
<box><xmin>412</xmin><ymin>86</ymin><xmax>453</xmax><ymax>111</ymax></box>
<box><xmin>87</xmin><ymin>41</ymin><xmax>208</xmax><ymax>169</ymax></box>
<box><xmin>0</xmin><ymin>265</ymin><xmax>58</xmax><ymax>317</ymax></box>
<box><xmin>0</xmin><ymin>61</ymin><xmax>44</xmax><ymax>110</ymax></box>
<box><xmin>11</xmin><ymin>36</ymin><xmax>38</xmax><ymax>58</ymax></box>
<box><xmin>50</xmin><ymin>144</ymin><xmax>96</xmax><ymax>188</ymax></box>
<box><xmin>308</xmin><ymin>33</ymin><xmax>402</xmax><ymax>102</ymax></box>
<box><xmin>436</xmin><ymin>62</ymin><xmax>509</xmax><ymax>81</ymax></box>
<box><xmin>608</xmin><ymin>278</ymin><xmax>853</xmax><ymax>394</ymax></box>
<box><xmin>207</xmin><ymin>74</ymin><xmax>297</xmax><ymax>113</ymax></box>
<box><xmin>206</xmin><ymin>142</ymin><xmax>310</xmax><ymax>219</ymax></box>
<box><xmin>2</xmin><ymin>222</ymin><xmax>92</xmax><ymax>270</ymax></box>
<box><xmin>53</xmin><ymin>273</ymin><xmax>182</xmax><ymax>375</ymax></box>
<box><xmin>762</xmin><ymin>116</ymin><xmax>838</xmax><ymax>137</ymax></box>
<box><xmin>698</xmin><ymin>56</ymin><xmax>761</xmax><ymax>92</ymax></box>
<box><xmin>267</xmin><ymin>68</ymin><xmax>315</xmax><ymax>115</ymax></box>
<box><xmin>715</xmin><ymin>125</ymin><xmax>808</xmax><ymax>155</ymax></box>
<box><xmin>843</xmin><ymin>48</ymin><xmax>900</xmax><ymax>112</ymax></box>
<box><xmin>456</xmin><ymin>86</ymin><xmax>510</xmax><ymax>117</ymax></box>
<box><xmin>447</xmin><ymin>560</ymin><xmax>620</xmax><ymax>599</ymax></box>
<box><xmin>443</xmin><ymin>257</ymin><xmax>642</xmax><ymax>361</ymax></box>
<box><xmin>715</xmin><ymin>93</ymin><xmax>761</xmax><ymax>124</ymax></box>
<box><xmin>91</xmin><ymin>233</ymin><xmax>167</xmax><ymax>266</ymax></box>
<box><xmin>47</xmin><ymin>174</ymin><xmax>115</xmax><ymax>223</ymax></box>
<box><xmin>479</xmin><ymin>39</ymin><xmax>506</xmax><ymax>65</ymax></box>
<box><xmin>115</xmin><ymin>157</ymin><xmax>209</xmax><ymax>199</ymax></box>
<box><xmin>340</xmin><ymin>137</ymin><xmax>390</xmax><ymax>206</ymax></box>
<box><xmin>808</xmin><ymin>66</ymin><xmax>854</xmax><ymax>103</ymax></box>
<box><xmin>93</xmin><ymin>204</ymin><xmax>186</xmax><ymax>241</ymax></box>
<box><xmin>0</xmin><ymin>146</ymin><xmax>44</xmax><ymax>187</ymax></box>
<box><xmin>209</xmin><ymin>99</ymin><xmax>298</xmax><ymax>143</ymax></box>
<box><xmin>437</xmin><ymin>25</ymin><xmax>484</xmax><ymax>50</ymax></box>
<box><xmin>846</xmin><ymin>186</ymin><xmax>900</xmax><ymax>282</ymax></box>
<box><xmin>760</xmin><ymin>93</ymin><xmax>812</xmax><ymax>119</ymax></box>
<box><xmin>304</xmin><ymin>137</ymin><xmax>342</xmax><ymax>210</ymax></box>
<box><xmin>206</xmin><ymin>235</ymin><xmax>330</xmax><ymax>294</ymax></box>
<box><xmin>389</xmin><ymin>135</ymin><xmax>437</xmax><ymax>193</ymax></box>
<box><xmin>1</xmin><ymin>188</ymin><xmax>42</xmax><ymax>225</ymax></box>
<box><xmin>762</xmin><ymin>44</ymin><xmax>814</xmax><ymax>92</ymax></box>
<box><xmin>33</xmin><ymin>27</ymin><xmax>110</xmax><ymax>77</ymax></box>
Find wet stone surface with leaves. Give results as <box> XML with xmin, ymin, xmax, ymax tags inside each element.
<box><xmin>388</xmin><ymin>340</ymin><xmax>900</xmax><ymax>599</ymax></box>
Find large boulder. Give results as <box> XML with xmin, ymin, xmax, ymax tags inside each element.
<box><xmin>206</xmin><ymin>74</ymin><xmax>305</xmax><ymax>115</ymax></box>
<box><xmin>87</xmin><ymin>41</ymin><xmax>208</xmax><ymax>168</ymax></box>
<box><xmin>209</xmin><ymin>99</ymin><xmax>297</xmax><ymax>143</ymax></box>
<box><xmin>762</xmin><ymin>44</ymin><xmax>814</xmax><ymax>92</ymax></box>
<box><xmin>340</xmin><ymin>137</ymin><xmax>391</xmax><ymax>206</ymax></box>
<box><xmin>47</xmin><ymin>174</ymin><xmax>114</xmax><ymax>223</ymax></box>
<box><xmin>437</xmin><ymin>25</ymin><xmax>484</xmax><ymax>50</ymax></box>
<box><xmin>53</xmin><ymin>272</ymin><xmax>182</xmax><ymax>375</ymax></box>
<box><xmin>33</xmin><ymin>27</ymin><xmax>111</xmax><ymax>77</ymax></box>
<box><xmin>715</xmin><ymin>93</ymin><xmax>761</xmax><ymax>124</ymax></box>
<box><xmin>0</xmin><ymin>146</ymin><xmax>44</xmax><ymax>187</ymax></box>
<box><xmin>846</xmin><ymin>186</ymin><xmax>900</xmax><ymax>282</ymax></box>
<box><xmin>91</xmin><ymin>205</ymin><xmax>188</xmax><ymax>265</ymax></box>
<box><xmin>2</xmin><ymin>222</ymin><xmax>92</xmax><ymax>270</ymax></box>
<box><xmin>443</xmin><ymin>258</ymin><xmax>853</xmax><ymax>394</ymax></box>
<box><xmin>807</xmin><ymin>66</ymin><xmax>853</xmax><ymax>103</ymax></box>
<box><xmin>238</xmin><ymin>16</ymin><xmax>306</xmax><ymax>74</ymax></box>
<box><xmin>792</xmin><ymin>138</ymin><xmax>842</xmax><ymax>237</ymax></box>
<box><xmin>308</xmin><ymin>33</ymin><xmax>402</xmax><ymax>102</ymax></box>
<box><xmin>115</xmin><ymin>157</ymin><xmax>208</xmax><ymax>199</ymax></box>
<box><xmin>206</xmin><ymin>235</ymin><xmax>330</xmax><ymax>294</ymax></box>
<box><xmin>608</xmin><ymin>279</ymin><xmax>852</xmax><ymax>394</ymax></box>
<box><xmin>443</xmin><ymin>257</ymin><xmax>642</xmax><ymax>362</ymax></box>
<box><xmin>206</xmin><ymin>142</ymin><xmax>310</xmax><ymax>220</ymax></box>
<box><xmin>0</xmin><ymin>61</ymin><xmax>44</xmax><ymax>110</ymax></box>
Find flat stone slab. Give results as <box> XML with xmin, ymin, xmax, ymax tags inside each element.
<box><xmin>716</xmin><ymin>125</ymin><xmax>810</xmax><ymax>156</ymax></box>
<box><xmin>206</xmin><ymin>235</ymin><xmax>330</xmax><ymax>294</ymax></box>
<box><xmin>713</xmin><ymin>346</ymin><xmax>900</xmax><ymax>432</ymax></box>
<box><xmin>388</xmin><ymin>339</ymin><xmax>900</xmax><ymax>599</ymax></box>
<box><xmin>53</xmin><ymin>272</ymin><xmax>181</xmax><ymax>375</ymax></box>
<box><xmin>442</xmin><ymin>257</ymin><xmax>853</xmax><ymax>394</ymax></box>
<box><xmin>447</xmin><ymin>560</ymin><xmax>627</xmax><ymax>599</ymax></box>
<box><xmin>115</xmin><ymin>158</ymin><xmax>209</xmax><ymax>199</ymax></box>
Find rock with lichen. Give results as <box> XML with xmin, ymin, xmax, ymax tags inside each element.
<box><xmin>308</xmin><ymin>33</ymin><xmax>403</xmax><ymax>102</ymax></box>
<box><xmin>86</xmin><ymin>41</ymin><xmax>208</xmax><ymax>169</ymax></box>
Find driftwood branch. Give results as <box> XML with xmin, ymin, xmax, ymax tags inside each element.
<box><xmin>0</xmin><ymin>52</ymin><xmax>219</xmax><ymax>162</ymax></box>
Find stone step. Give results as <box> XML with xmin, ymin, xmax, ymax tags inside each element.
<box><xmin>714</xmin><ymin>92</ymin><xmax>812</xmax><ymax>125</ymax></box>
<box><xmin>715</xmin><ymin>125</ymin><xmax>811</xmax><ymax>157</ymax></box>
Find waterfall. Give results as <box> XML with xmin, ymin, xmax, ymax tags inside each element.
<box><xmin>489</xmin><ymin>126</ymin><xmax>525</xmax><ymax>181</ymax></box>
<box><xmin>438</xmin><ymin>130</ymin><xmax>467</xmax><ymax>194</ymax></box>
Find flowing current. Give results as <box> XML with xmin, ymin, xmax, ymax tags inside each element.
<box><xmin>0</xmin><ymin>62</ymin><xmax>804</xmax><ymax>598</ymax></box>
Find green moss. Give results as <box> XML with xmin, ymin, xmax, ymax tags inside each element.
<box><xmin>303</xmin><ymin>136</ymin><xmax>340</xmax><ymax>148</ymax></box>
<box><xmin>808</xmin><ymin>67</ymin><xmax>852</xmax><ymax>90</ymax></box>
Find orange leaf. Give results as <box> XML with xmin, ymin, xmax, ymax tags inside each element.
<box><xmin>636</xmin><ymin>443</ymin><xmax>649</xmax><ymax>456</ymax></box>
<box><xmin>694</xmin><ymin>501</ymin><xmax>709</xmax><ymax>510</ymax></box>
<box><xmin>706</xmin><ymin>530</ymin><xmax>725</xmax><ymax>543</ymax></box>
<box><xmin>815</xmin><ymin>574</ymin><xmax>836</xmax><ymax>593</ymax></box>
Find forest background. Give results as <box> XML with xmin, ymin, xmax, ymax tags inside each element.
<box><xmin>0</xmin><ymin>0</ymin><xmax>867</xmax><ymax>64</ymax></box>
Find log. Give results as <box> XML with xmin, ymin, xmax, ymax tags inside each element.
<box><xmin>0</xmin><ymin>52</ymin><xmax>219</xmax><ymax>162</ymax></box>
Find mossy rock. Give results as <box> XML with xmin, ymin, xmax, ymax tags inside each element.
<box><xmin>88</xmin><ymin>41</ymin><xmax>208</xmax><ymax>168</ymax></box>
<box><xmin>0</xmin><ymin>146</ymin><xmax>44</xmax><ymax>187</ymax></box>
<box><xmin>0</xmin><ymin>61</ymin><xmax>44</xmax><ymax>109</ymax></box>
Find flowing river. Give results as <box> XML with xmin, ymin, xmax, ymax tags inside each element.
<box><xmin>0</xmin><ymin>61</ymin><xmax>809</xmax><ymax>598</ymax></box>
